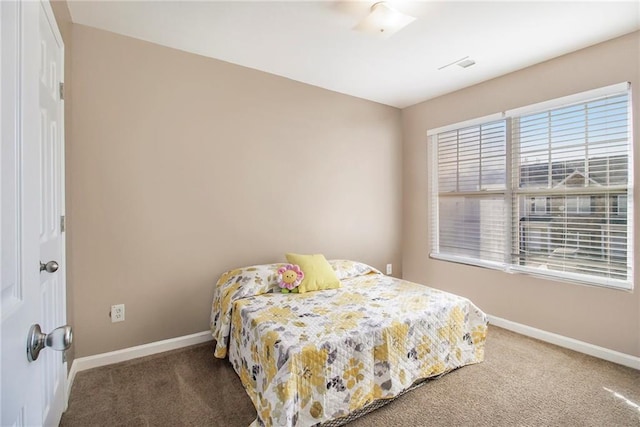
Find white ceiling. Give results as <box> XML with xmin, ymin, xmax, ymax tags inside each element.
<box><xmin>67</xmin><ymin>1</ymin><xmax>640</xmax><ymax>109</ymax></box>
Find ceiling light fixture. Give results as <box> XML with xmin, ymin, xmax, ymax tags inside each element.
<box><xmin>354</xmin><ymin>2</ymin><xmax>416</xmax><ymax>39</ymax></box>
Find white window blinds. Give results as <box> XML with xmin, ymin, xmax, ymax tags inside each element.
<box><xmin>429</xmin><ymin>83</ymin><xmax>633</xmax><ymax>290</ymax></box>
<box><xmin>433</xmin><ymin>121</ymin><xmax>507</xmax><ymax>266</ymax></box>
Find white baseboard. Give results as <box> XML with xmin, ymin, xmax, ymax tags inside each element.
<box><xmin>488</xmin><ymin>314</ymin><xmax>640</xmax><ymax>370</ymax></box>
<box><xmin>66</xmin><ymin>330</ymin><xmax>213</xmax><ymax>402</ymax></box>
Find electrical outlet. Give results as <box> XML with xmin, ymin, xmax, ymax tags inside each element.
<box><xmin>111</xmin><ymin>304</ymin><xmax>125</xmax><ymax>323</ymax></box>
<box><xmin>386</xmin><ymin>263</ymin><xmax>392</xmax><ymax>275</ymax></box>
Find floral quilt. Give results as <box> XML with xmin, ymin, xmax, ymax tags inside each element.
<box><xmin>210</xmin><ymin>261</ymin><xmax>487</xmax><ymax>427</ymax></box>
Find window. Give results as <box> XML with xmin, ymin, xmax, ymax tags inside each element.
<box><xmin>530</xmin><ymin>196</ymin><xmax>549</xmax><ymax>215</ymax></box>
<box><xmin>565</xmin><ymin>196</ymin><xmax>591</xmax><ymax>214</ymax></box>
<box><xmin>616</xmin><ymin>195</ymin><xmax>628</xmax><ymax>215</ymax></box>
<box><xmin>429</xmin><ymin>83</ymin><xmax>633</xmax><ymax>290</ymax></box>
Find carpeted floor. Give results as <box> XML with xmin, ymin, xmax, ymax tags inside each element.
<box><xmin>60</xmin><ymin>326</ymin><xmax>640</xmax><ymax>427</ymax></box>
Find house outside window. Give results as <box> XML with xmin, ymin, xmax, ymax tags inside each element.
<box><xmin>429</xmin><ymin>83</ymin><xmax>633</xmax><ymax>290</ymax></box>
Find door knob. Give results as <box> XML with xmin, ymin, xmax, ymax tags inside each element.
<box><xmin>40</xmin><ymin>260</ymin><xmax>59</xmax><ymax>273</ymax></box>
<box><xmin>26</xmin><ymin>324</ymin><xmax>73</xmax><ymax>362</ymax></box>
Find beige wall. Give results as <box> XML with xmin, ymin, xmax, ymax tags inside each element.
<box><xmin>402</xmin><ymin>31</ymin><xmax>640</xmax><ymax>357</ymax></box>
<box><xmin>68</xmin><ymin>24</ymin><xmax>403</xmax><ymax>357</ymax></box>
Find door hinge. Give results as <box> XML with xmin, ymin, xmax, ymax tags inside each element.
<box><xmin>60</xmin><ymin>215</ymin><xmax>66</xmax><ymax>233</ymax></box>
<box><xmin>59</xmin><ymin>82</ymin><xmax>64</xmax><ymax>100</ymax></box>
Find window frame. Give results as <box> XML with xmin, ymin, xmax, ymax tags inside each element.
<box><xmin>428</xmin><ymin>82</ymin><xmax>633</xmax><ymax>291</ymax></box>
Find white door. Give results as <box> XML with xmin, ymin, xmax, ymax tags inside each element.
<box><xmin>1</xmin><ymin>2</ymin><xmax>43</xmax><ymax>425</ymax></box>
<box><xmin>1</xmin><ymin>1</ymin><xmax>68</xmax><ymax>426</ymax></box>
<box><xmin>38</xmin><ymin>1</ymin><xmax>67</xmax><ymax>425</ymax></box>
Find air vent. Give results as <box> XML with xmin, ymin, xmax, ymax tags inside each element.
<box><xmin>457</xmin><ymin>59</ymin><xmax>476</xmax><ymax>68</ymax></box>
<box><xmin>438</xmin><ymin>56</ymin><xmax>476</xmax><ymax>70</ymax></box>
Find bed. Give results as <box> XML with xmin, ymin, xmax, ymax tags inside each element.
<box><xmin>210</xmin><ymin>259</ymin><xmax>487</xmax><ymax>427</ymax></box>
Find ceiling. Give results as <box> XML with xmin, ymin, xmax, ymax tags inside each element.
<box><xmin>66</xmin><ymin>1</ymin><xmax>640</xmax><ymax>109</ymax></box>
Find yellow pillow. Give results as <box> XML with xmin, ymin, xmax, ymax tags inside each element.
<box><xmin>285</xmin><ymin>253</ymin><xmax>341</xmax><ymax>293</ymax></box>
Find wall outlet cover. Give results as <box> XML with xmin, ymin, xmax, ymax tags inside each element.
<box><xmin>111</xmin><ymin>304</ymin><xmax>125</xmax><ymax>323</ymax></box>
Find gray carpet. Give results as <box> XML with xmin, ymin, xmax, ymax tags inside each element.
<box><xmin>60</xmin><ymin>326</ymin><xmax>640</xmax><ymax>426</ymax></box>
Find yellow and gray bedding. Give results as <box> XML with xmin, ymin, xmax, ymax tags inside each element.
<box><xmin>211</xmin><ymin>260</ymin><xmax>487</xmax><ymax>427</ymax></box>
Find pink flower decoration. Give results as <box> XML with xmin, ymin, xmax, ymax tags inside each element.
<box><xmin>277</xmin><ymin>264</ymin><xmax>304</xmax><ymax>290</ymax></box>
